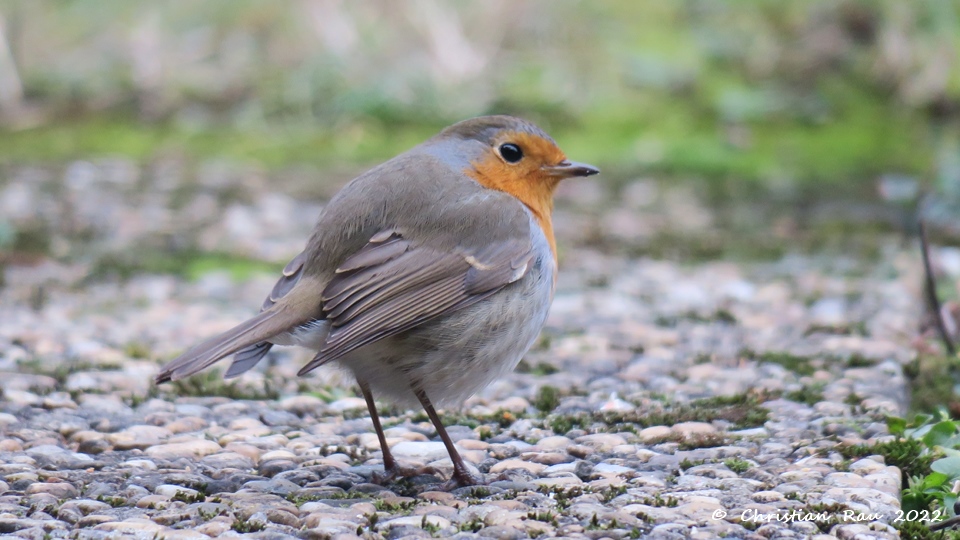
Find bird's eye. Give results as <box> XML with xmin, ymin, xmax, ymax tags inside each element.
<box><xmin>498</xmin><ymin>143</ymin><xmax>523</xmax><ymax>163</ymax></box>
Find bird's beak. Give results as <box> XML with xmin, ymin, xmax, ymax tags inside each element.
<box><xmin>544</xmin><ymin>160</ymin><xmax>600</xmax><ymax>179</ymax></box>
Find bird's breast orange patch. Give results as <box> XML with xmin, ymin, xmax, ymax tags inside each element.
<box><xmin>464</xmin><ymin>131</ymin><xmax>566</xmax><ymax>262</ymax></box>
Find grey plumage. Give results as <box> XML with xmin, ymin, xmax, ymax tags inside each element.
<box><xmin>156</xmin><ymin>116</ymin><xmax>548</xmax><ymax>389</ymax></box>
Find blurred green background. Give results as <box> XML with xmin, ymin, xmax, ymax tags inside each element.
<box><xmin>2</xmin><ymin>0</ymin><xmax>959</xmax><ymax>183</ymax></box>
<box><xmin>1</xmin><ymin>0</ymin><xmax>959</xmax><ymax>271</ymax></box>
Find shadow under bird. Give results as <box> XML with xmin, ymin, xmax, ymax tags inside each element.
<box><xmin>155</xmin><ymin>115</ymin><xmax>598</xmax><ymax>487</ymax></box>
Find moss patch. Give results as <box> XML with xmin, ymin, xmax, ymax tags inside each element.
<box><xmin>785</xmin><ymin>383</ymin><xmax>826</xmax><ymax>406</ymax></box>
<box><xmin>906</xmin><ymin>355</ymin><xmax>959</xmax><ymax>416</ymax></box>
<box><xmin>838</xmin><ymin>438</ymin><xmax>934</xmax><ymax>488</ymax></box>
<box><xmin>547</xmin><ymin>390</ymin><xmax>772</xmax><ymax>435</ymax></box>
<box><xmin>745</xmin><ymin>350</ymin><xmax>818</xmax><ymax>377</ymax></box>
<box><xmin>168</xmin><ymin>369</ymin><xmax>280</xmax><ymax>401</ymax></box>
<box><xmin>88</xmin><ymin>249</ymin><xmax>282</xmax><ymax>282</ymax></box>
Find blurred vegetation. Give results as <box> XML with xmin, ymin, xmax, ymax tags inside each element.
<box><xmin>0</xmin><ymin>0</ymin><xmax>958</xmax><ymax>196</ymax></box>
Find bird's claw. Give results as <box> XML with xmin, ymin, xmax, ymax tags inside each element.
<box><xmin>440</xmin><ymin>469</ymin><xmax>486</xmax><ymax>491</ymax></box>
<box><xmin>372</xmin><ymin>464</ymin><xmax>441</xmax><ymax>485</ymax></box>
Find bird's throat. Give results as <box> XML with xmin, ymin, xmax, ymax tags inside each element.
<box><xmin>465</xmin><ymin>164</ymin><xmax>559</xmax><ymax>263</ymax></box>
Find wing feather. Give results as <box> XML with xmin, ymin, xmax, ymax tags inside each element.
<box><xmin>297</xmin><ymin>230</ymin><xmax>533</xmax><ymax>375</ymax></box>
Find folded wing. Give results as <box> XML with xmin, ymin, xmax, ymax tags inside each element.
<box><xmin>297</xmin><ymin>229</ymin><xmax>533</xmax><ymax>375</ymax></box>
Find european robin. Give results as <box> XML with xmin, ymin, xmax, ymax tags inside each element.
<box><xmin>155</xmin><ymin>115</ymin><xmax>599</xmax><ymax>487</ymax></box>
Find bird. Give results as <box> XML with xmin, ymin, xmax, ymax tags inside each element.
<box><xmin>155</xmin><ymin>115</ymin><xmax>599</xmax><ymax>487</ymax></box>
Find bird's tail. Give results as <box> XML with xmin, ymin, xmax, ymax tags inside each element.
<box><xmin>155</xmin><ymin>304</ymin><xmax>307</xmax><ymax>384</ymax></box>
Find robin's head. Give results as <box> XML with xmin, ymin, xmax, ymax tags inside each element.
<box><xmin>431</xmin><ymin>115</ymin><xmax>598</xmax><ymax>259</ymax></box>
<box><xmin>438</xmin><ymin>115</ymin><xmax>598</xmax><ymax>191</ymax></box>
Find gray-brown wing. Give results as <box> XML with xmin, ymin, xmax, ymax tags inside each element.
<box><xmin>297</xmin><ymin>230</ymin><xmax>533</xmax><ymax>376</ymax></box>
<box><xmin>225</xmin><ymin>251</ymin><xmax>307</xmax><ymax>378</ymax></box>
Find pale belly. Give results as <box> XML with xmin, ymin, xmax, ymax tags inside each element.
<box><xmin>271</xmin><ymin>211</ymin><xmax>556</xmax><ymax>407</ymax></box>
<box><xmin>270</xmin><ymin>251</ymin><xmax>553</xmax><ymax>408</ymax></box>
<box><xmin>343</xmin><ymin>252</ymin><xmax>554</xmax><ymax>407</ymax></box>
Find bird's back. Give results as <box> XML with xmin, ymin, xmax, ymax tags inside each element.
<box><xmin>300</xmin><ymin>148</ymin><xmax>534</xmax><ymax>286</ymax></box>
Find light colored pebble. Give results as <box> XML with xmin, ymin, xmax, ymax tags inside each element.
<box><xmin>672</xmin><ymin>422</ymin><xmax>716</xmax><ymax>436</ymax></box>
<box><xmin>390</xmin><ymin>441</ymin><xmax>451</xmax><ymax>462</ymax></box>
<box><xmin>639</xmin><ymin>425</ymin><xmax>673</xmax><ymax>443</ymax></box>
<box><xmin>489</xmin><ymin>459</ymin><xmax>547</xmax><ymax>474</ymax></box>
<box><xmin>145</xmin><ymin>440</ymin><xmax>222</xmax><ymax>459</ymax></box>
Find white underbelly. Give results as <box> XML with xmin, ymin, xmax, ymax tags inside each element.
<box><xmin>269</xmin><ymin>319</ymin><xmax>329</xmax><ymax>350</ymax></box>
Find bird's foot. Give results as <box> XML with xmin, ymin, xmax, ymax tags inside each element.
<box><xmin>372</xmin><ymin>464</ymin><xmax>441</xmax><ymax>485</ymax></box>
<box><xmin>439</xmin><ymin>467</ymin><xmax>486</xmax><ymax>491</ymax></box>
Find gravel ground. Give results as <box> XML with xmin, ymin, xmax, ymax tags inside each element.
<box><xmin>0</xmin><ymin>160</ymin><xmax>928</xmax><ymax>539</ymax></box>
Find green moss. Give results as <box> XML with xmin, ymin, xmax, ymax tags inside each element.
<box><xmin>844</xmin><ymin>392</ymin><xmax>863</xmax><ymax>407</ymax></box>
<box><xmin>168</xmin><ymin>369</ymin><xmax>280</xmax><ymax>401</ymax></box>
<box><xmin>536</xmin><ymin>485</ymin><xmax>588</xmax><ymax>510</ymax></box>
<box><xmin>655</xmin><ymin>309</ymin><xmax>737</xmax><ymax>327</ymax></box>
<box><xmin>618</xmin><ymin>199</ymin><xmax>901</xmax><ymax>264</ymax></box>
<box><xmin>724</xmin><ymin>458</ymin><xmax>751</xmax><ymax>474</ymax></box>
<box><xmin>785</xmin><ymin>383</ymin><xmax>826</xmax><ymax>406</ymax></box>
<box><xmin>907</xmin><ymin>356</ymin><xmax>958</xmax><ymax>415</ymax></box>
<box><xmin>95</xmin><ymin>495</ymin><xmax>126</xmax><ymax>508</ymax></box>
<box><xmin>459</xmin><ymin>516</ymin><xmax>484</xmax><ymax>533</ymax></box>
<box><xmin>406</xmin><ymin>409</ymin><xmax>516</xmax><ymax>431</ymax></box>
<box><xmin>460</xmin><ymin>487</ymin><xmax>492</xmax><ymax>505</ymax></box>
<box><xmin>839</xmin><ymin>438</ymin><xmax>934</xmax><ymax>488</ymax></box>
<box><xmin>0</xmin><ymin>117</ymin><xmax>437</xmax><ymax>170</ymax></box>
<box><xmin>515</xmin><ymin>360</ymin><xmax>560</xmax><ymax>376</ymax></box>
<box><xmin>804</xmin><ymin>321</ymin><xmax>870</xmax><ymax>337</ymax></box>
<box><xmin>372</xmin><ymin>498</ymin><xmax>418</xmax><ymax>513</ymax></box>
<box><xmin>801</xmin><ymin>502</ymin><xmax>853</xmax><ymax>534</ymax></box>
<box><xmin>88</xmin><ymin>248</ymin><xmax>282</xmax><ymax>282</ymax></box>
<box><xmin>231</xmin><ymin>518</ymin><xmax>265</xmax><ymax>533</ymax></box>
<box><xmin>0</xmin><ymin>84</ymin><xmax>936</xmax><ymax>189</ymax></box>
<box><xmin>897</xmin><ymin>520</ymin><xmax>960</xmax><ymax>540</ymax></box>
<box><xmin>17</xmin><ymin>358</ymin><xmax>117</xmax><ymax>390</ymax></box>
<box><xmin>637</xmin><ymin>494</ymin><xmax>678</xmax><ymax>508</ymax></box>
<box><xmin>548</xmin><ymin>414</ymin><xmax>584</xmax><ymax>436</ymax></box>
<box><xmin>420</xmin><ymin>515</ymin><xmax>442</xmax><ymax>535</ymax></box>
<box><xmin>526</xmin><ymin>510</ymin><xmax>559</xmax><ymax>526</ymax></box>
<box><xmin>745</xmin><ymin>350</ymin><xmax>817</xmax><ymax>377</ymax></box>
<box><xmin>183</xmin><ymin>254</ymin><xmax>284</xmax><ymax>282</ymax></box>
<box><xmin>600</xmin><ymin>485</ymin><xmax>628</xmax><ymax>503</ymax></box>
<box><xmin>325</xmin><ymin>490</ymin><xmax>371</xmax><ymax>500</ymax></box>
<box><xmin>303</xmin><ymin>385</ymin><xmax>361</xmax><ymax>404</ymax></box>
<box><xmin>196</xmin><ymin>506</ymin><xmax>222</xmax><ymax>521</ymax></box>
<box><xmin>533</xmin><ymin>385</ymin><xmax>561</xmax><ymax>414</ymax></box>
<box><xmin>631</xmin><ymin>230</ymin><xmax>788</xmax><ymax>263</ymax></box>
<box><xmin>586</xmin><ymin>513</ymin><xmax>625</xmax><ymax>532</ymax></box>
<box><xmin>123</xmin><ymin>342</ymin><xmax>152</xmax><ymax>359</ymax></box>
<box><xmin>9</xmin><ymin>223</ymin><xmax>53</xmax><ymax>256</ymax></box>
<box><xmin>846</xmin><ymin>354</ymin><xmax>876</xmax><ymax>368</ymax></box>
<box><xmin>545</xmin><ymin>390</ymin><xmax>771</xmax><ymax>436</ymax></box>
<box><xmin>171</xmin><ymin>490</ymin><xmax>205</xmax><ymax>504</ymax></box>
<box><xmin>679</xmin><ymin>458</ymin><xmax>705</xmax><ymax>470</ymax></box>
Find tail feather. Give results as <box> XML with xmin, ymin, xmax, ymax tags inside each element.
<box><xmin>156</xmin><ymin>308</ymin><xmax>300</xmax><ymax>384</ymax></box>
<box><xmin>225</xmin><ymin>342</ymin><xmax>274</xmax><ymax>379</ymax></box>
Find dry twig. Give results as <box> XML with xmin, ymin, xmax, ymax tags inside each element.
<box><xmin>920</xmin><ymin>219</ymin><xmax>956</xmax><ymax>356</ymax></box>
<box><xmin>929</xmin><ymin>514</ymin><xmax>960</xmax><ymax>532</ymax></box>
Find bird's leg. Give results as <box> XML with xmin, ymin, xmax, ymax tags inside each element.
<box><xmin>359</xmin><ymin>380</ymin><xmax>397</xmax><ymax>472</ymax></box>
<box><xmin>359</xmin><ymin>380</ymin><xmax>438</xmax><ymax>483</ymax></box>
<box><xmin>413</xmin><ymin>386</ymin><xmax>484</xmax><ymax>488</ymax></box>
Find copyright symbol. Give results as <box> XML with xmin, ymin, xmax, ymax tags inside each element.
<box><xmin>712</xmin><ymin>509</ymin><xmax>727</xmax><ymax>520</ymax></box>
